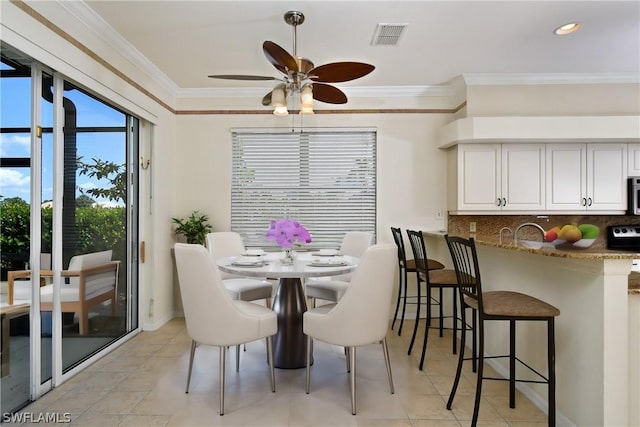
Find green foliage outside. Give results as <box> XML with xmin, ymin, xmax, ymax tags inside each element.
<box><xmin>0</xmin><ymin>197</ymin><xmax>32</xmax><ymax>259</ymax></box>
<box><xmin>0</xmin><ymin>197</ymin><xmax>126</xmax><ymax>279</ymax></box>
<box><xmin>1</xmin><ymin>159</ymin><xmax>127</xmax><ymax>280</ymax></box>
<box><xmin>78</xmin><ymin>158</ymin><xmax>126</xmax><ymax>202</ymax></box>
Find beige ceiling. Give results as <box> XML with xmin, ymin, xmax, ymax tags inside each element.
<box><xmin>83</xmin><ymin>0</ymin><xmax>639</xmax><ymax>92</ymax></box>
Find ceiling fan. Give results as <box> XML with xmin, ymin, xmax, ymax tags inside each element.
<box><xmin>208</xmin><ymin>10</ymin><xmax>375</xmax><ymax>109</ymax></box>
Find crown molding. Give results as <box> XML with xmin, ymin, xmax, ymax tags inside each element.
<box><xmin>57</xmin><ymin>0</ymin><xmax>180</xmax><ymax>95</ymax></box>
<box><xmin>463</xmin><ymin>72</ymin><xmax>640</xmax><ymax>86</ymax></box>
<box><xmin>176</xmin><ymin>84</ymin><xmax>456</xmax><ymax>99</ymax></box>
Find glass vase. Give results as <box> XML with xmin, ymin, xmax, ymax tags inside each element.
<box><xmin>281</xmin><ymin>248</ymin><xmax>295</xmax><ymax>265</ymax></box>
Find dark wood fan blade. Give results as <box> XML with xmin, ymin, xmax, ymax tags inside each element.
<box><xmin>312</xmin><ymin>83</ymin><xmax>347</xmax><ymax>104</ymax></box>
<box><xmin>263</xmin><ymin>41</ymin><xmax>298</xmax><ymax>74</ymax></box>
<box><xmin>309</xmin><ymin>62</ymin><xmax>375</xmax><ymax>83</ymax></box>
<box><xmin>208</xmin><ymin>74</ymin><xmax>277</xmax><ymax>81</ymax></box>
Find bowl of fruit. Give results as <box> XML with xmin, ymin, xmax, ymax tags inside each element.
<box><xmin>544</xmin><ymin>224</ymin><xmax>599</xmax><ymax>249</ymax></box>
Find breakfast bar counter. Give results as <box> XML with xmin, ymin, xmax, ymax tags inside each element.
<box><xmin>423</xmin><ymin>231</ymin><xmax>637</xmax><ymax>427</ymax></box>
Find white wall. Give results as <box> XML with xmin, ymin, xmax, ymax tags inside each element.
<box><xmin>465</xmin><ymin>82</ymin><xmax>640</xmax><ymax>116</ymax></box>
<box><xmin>173</xmin><ymin>112</ymin><xmax>452</xmax><ymax>240</ymax></box>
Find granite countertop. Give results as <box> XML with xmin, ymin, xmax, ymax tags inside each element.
<box><xmin>423</xmin><ymin>229</ymin><xmax>636</xmax><ymax>260</ymax></box>
<box><xmin>423</xmin><ymin>229</ymin><xmax>640</xmax><ymax>294</ymax></box>
<box><xmin>473</xmin><ymin>238</ymin><xmax>638</xmax><ymax>260</ymax></box>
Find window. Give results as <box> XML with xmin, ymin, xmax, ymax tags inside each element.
<box><xmin>231</xmin><ymin>129</ymin><xmax>376</xmax><ymax>248</ymax></box>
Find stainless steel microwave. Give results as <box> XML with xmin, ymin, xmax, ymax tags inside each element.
<box><xmin>629</xmin><ymin>177</ymin><xmax>640</xmax><ymax>215</ymax></box>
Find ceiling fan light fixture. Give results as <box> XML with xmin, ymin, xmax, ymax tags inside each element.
<box><xmin>300</xmin><ymin>103</ymin><xmax>314</xmax><ymax>115</ymax></box>
<box><xmin>554</xmin><ymin>22</ymin><xmax>581</xmax><ymax>35</ymax></box>
<box><xmin>300</xmin><ymin>84</ymin><xmax>313</xmax><ymax>103</ymax></box>
<box><xmin>300</xmin><ymin>84</ymin><xmax>314</xmax><ymax>114</ymax></box>
<box><xmin>273</xmin><ymin>105</ymin><xmax>289</xmax><ymax>116</ymax></box>
<box><xmin>271</xmin><ymin>86</ymin><xmax>287</xmax><ymax>107</ymax></box>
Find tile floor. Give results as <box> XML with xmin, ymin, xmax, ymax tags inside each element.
<box><xmin>16</xmin><ymin>318</ymin><xmax>548</xmax><ymax>426</ymax></box>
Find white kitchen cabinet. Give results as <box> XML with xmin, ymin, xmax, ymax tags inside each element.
<box><xmin>628</xmin><ymin>143</ymin><xmax>640</xmax><ymax>176</ymax></box>
<box><xmin>546</xmin><ymin>143</ymin><xmax>627</xmax><ymax>212</ymax></box>
<box><xmin>452</xmin><ymin>144</ymin><xmax>545</xmax><ymax>211</ymax></box>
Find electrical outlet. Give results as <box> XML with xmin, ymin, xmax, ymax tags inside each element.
<box><xmin>469</xmin><ymin>222</ymin><xmax>477</xmax><ymax>233</ymax></box>
<box><xmin>435</xmin><ymin>210</ymin><xmax>443</xmax><ymax>219</ymax></box>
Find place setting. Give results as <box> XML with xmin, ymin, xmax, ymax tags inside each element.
<box><xmin>229</xmin><ymin>256</ymin><xmax>267</xmax><ymax>268</ymax></box>
<box><xmin>308</xmin><ymin>257</ymin><xmax>350</xmax><ymax>268</ymax></box>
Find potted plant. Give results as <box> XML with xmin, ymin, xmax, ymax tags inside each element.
<box><xmin>172</xmin><ymin>211</ymin><xmax>212</xmax><ymax>245</ymax></box>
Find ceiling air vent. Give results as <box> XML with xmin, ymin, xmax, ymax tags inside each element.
<box><xmin>371</xmin><ymin>23</ymin><xmax>408</xmax><ymax>46</ymax></box>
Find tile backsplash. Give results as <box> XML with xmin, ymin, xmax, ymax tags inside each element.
<box><xmin>447</xmin><ymin>214</ymin><xmax>640</xmax><ymax>250</ymax></box>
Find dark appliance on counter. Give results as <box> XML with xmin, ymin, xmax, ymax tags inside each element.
<box><xmin>607</xmin><ymin>224</ymin><xmax>640</xmax><ymax>251</ymax></box>
<box><xmin>628</xmin><ymin>177</ymin><xmax>640</xmax><ymax>215</ymax></box>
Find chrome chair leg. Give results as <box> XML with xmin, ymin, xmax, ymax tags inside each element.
<box><xmin>345</xmin><ymin>347</ymin><xmax>351</xmax><ymax>373</ymax></box>
<box><xmin>219</xmin><ymin>346</ymin><xmax>226</xmax><ymax>416</ymax></box>
<box><xmin>185</xmin><ymin>340</ymin><xmax>197</xmax><ymax>393</ymax></box>
<box><xmin>267</xmin><ymin>336</ymin><xmax>276</xmax><ymax>392</ymax></box>
<box><xmin>305</xmin><ymin>335</ymin><xmax>312</xmax><ymax>394</ymax></box>
<box><xmin>381</xmin><ymin>337</ymin><xmax>395</xmax><ymax>394</ymax></box>
<box><xmin>236</xmin><ymin>344</ymin><xmax>240</xmax><ymax>372</ymax></box>
<box><xmin>349</xmin><ymin>346</ymin><xmax>357</xmax><ymax>415</ymax></box>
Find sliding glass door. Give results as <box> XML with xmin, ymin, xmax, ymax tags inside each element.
<box><xmin>1</xmin><ymin>43</ymin><xmax>140</xmax><ymax>412</ymax></box>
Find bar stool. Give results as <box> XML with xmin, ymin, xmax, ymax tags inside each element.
<box><xmin>445</xmin><ymin>235</ymin><xmax>560</xmax><ymax>427</ymax></box>
<box><xmin>406</xmin><ymin>230</ymin><xmax>463</xmax><ymax>370</ymax></box>
<box><xmin>390</xmin><ymin>227</ymin><xmax>444</xmax><ymax>335</ymax></box>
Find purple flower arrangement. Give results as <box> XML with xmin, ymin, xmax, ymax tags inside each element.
<box><xmin>266</xmin><ymin>218</ymin><xmax>312</xmax><ymax>248</ymax></box>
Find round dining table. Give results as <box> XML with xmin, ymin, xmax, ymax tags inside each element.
<box><xmin>217</xmin><ymin>251</ymin><xmax>358</xmax><ymax>368</ymax></box>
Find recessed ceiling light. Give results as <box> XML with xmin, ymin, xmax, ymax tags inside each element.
<box><xmin>554</xmin><ymin>22</ymin><xmax>581</xmax><ymax>35</ymax></box>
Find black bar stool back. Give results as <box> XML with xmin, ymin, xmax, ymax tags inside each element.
<box><xmin>390</xmin><ymin>227</ymin><xmax>445</xmax><ymax>336</ymax></box>
<box><xmin>406</xmin><ymin>230</ymin><xmax>462</xmax><ymax>370</ymax></box>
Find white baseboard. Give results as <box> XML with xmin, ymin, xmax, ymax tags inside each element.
<box><xmin>142</xmin><ymin>311</ymin><xmax>175</xmax><ymax>331</ymax></box>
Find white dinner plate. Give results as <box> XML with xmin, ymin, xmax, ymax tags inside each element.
<box><xmin>314</xmin><ymin>249</ymin><xmax>339</xmax><ymax>256</ymax></box>
<box><xmin>231</xmin><ymin>260</ymin><xmax>265</xmax><ymax>267</ymax></box>
<box><xmin>243</xmin><ymin>249</ymin><xmax>265</xmax><ymax>256</ymax></box>
<box><xmin>309</xmin><ymin>261</ymin><xmax>349</xmax><ymax>267</ymax></box>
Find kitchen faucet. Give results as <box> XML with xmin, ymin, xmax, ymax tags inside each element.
<box><xmin>499</xmin><ymin>227</ymin><xmax>513</xmax><ymax>245</ymax></box>
<box><xmin>513</xmin><ymin>222</ymin><xmax>546</xmax><ymax>246</ymax></box>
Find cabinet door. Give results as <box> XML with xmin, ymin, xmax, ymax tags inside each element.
<box><xmin>457</xmin><ymin>144</ymin><xmax>500</xmax><ymax>210</ymax></box>
<box><xmin>587</xmin><ymin>143</ymin><xmax>627</xmax><ymax>210</ymax></box>
<box><xmin>628</xmin><ymin>143</ymin><xmax>640</xmax><ymax>177</ymax></box>
<box><xmin>501</xmin><ymin>144</ymin><xmax>545</xmax><ymax>210</ymax></box>
<box><xmin>546</xmin><ymin>144</ymin><xmax>586</xmax><ymax>210</ymax></box>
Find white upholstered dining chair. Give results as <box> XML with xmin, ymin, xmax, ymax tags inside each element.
<box><xmin>174</xmin><ymin>243</ymin><xmax>277</xmax><ymax>416</ymax></box>
<box><xmin>305</xmin><ymin>231</ymin><xmax>373</xmax><ymax>305</ymax></box>
<box><xmin>206</xmin><ymin>231</ymin><xmax>274</xmax><ymax>306</ymax></box>
<box><xmin>206</xmin><ymin>231</ymin><xmax>276</xmax><ymax>369</ymax></box>
<box><xmin>303</xmin><ymin>244</ymin><xmax>396</xmax><ymax>415</ymax></box>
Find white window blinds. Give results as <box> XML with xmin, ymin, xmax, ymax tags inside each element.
<box><xmin>231</xmin><ymin>129</ymin><xmax>376</xmax><ymax>248</ymax></box>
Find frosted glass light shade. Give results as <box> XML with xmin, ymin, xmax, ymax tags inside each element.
<box><xmin>271</xmin><ymin>87</ymin><xmax>286</xmax><ymax>107</ymax></box>
<box><xmin>300</xmin><ymin>85</ymin><xmax>313</xmax><ymax>104</ymax></box>
<box><xmin>273</xmin><ymin>105</ymin><xmax>289</xmax><ymax>116</ymax></box>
